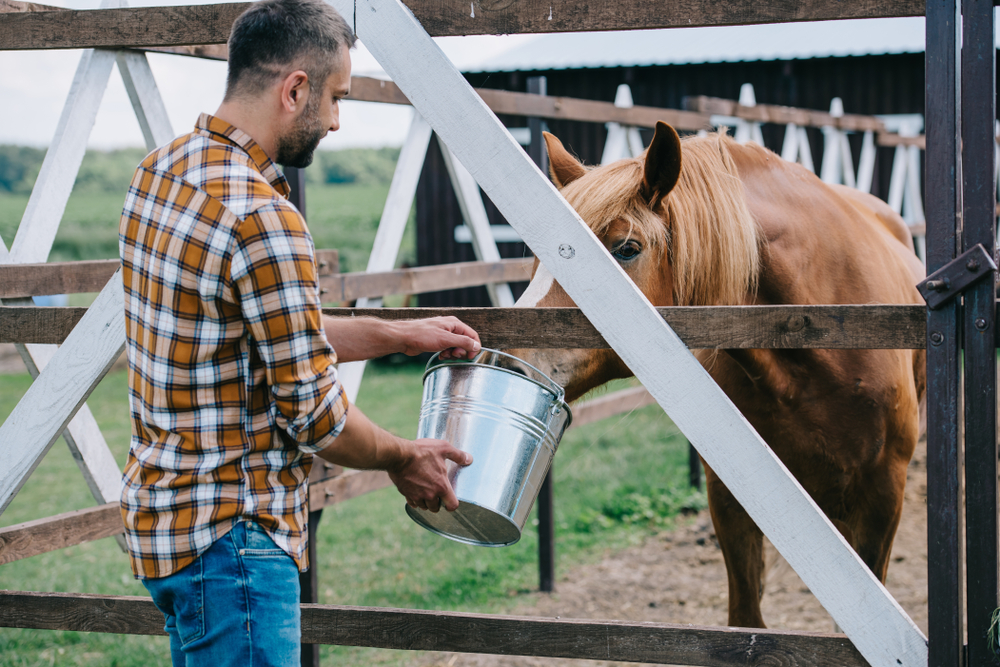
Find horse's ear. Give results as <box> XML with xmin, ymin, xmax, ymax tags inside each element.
<box><xmin>641</xmin><ymin>121</ymin><xmax>682</xmax><ymax>208</ymax></box>
<box><xmin>544</xmin><ymin>131</ymin><xmax>586</xmax><ymax>188</ymax></box>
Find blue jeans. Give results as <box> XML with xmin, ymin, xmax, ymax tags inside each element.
<box><xmin>143</xmin><ymin>520</ymin><xmax>302</xmax><ymax>667</ymax></box>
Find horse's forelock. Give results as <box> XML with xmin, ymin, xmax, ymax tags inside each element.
<box><xmin>559</xmin><ymin>133</ymin><xmax>760</xmax><ymax>307</ymax></box>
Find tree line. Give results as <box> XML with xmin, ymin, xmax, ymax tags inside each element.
<box><xmin>0</xmin><ymin>144</ymin><xmax>402</xmax><ymax>195</ymax></box>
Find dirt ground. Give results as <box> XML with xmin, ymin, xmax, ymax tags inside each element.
<box><xmin>418</xmin><ymin>439</ymin><xmax>929</xmax><ymax>667</ymax></box>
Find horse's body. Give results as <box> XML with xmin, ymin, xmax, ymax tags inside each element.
<box><xmin>509</xmin><ymin>123</ymin><xmax>925</xmax><ymax>629</ymax></box>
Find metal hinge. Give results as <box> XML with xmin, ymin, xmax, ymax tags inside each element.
<box><xmin>917</xmin><ymin>244</ymin><xmax>997</xmax><ymax>310</ymax></box>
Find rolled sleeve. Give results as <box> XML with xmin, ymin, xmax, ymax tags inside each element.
<box><xmin>231</xmin><ymin>202</ymin><xmax>348</xmax><ymax>454</ymax></box>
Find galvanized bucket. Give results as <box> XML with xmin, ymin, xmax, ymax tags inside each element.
<box><xmin>406</xmin><ymin>348</ymin><xmax>572</xmax><ymax>547</ymax></box>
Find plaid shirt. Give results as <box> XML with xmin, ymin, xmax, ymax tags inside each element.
<box><xmin>118</xmin><ymin>113</ymin><xmax>349</xmax><ymax>579</ymax></box>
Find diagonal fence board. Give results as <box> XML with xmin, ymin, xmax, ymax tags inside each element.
<box><xmin>1</xmin><ymin>304</ymin><xmax>929</xmax><ymax>349</ymax></box>
<box><xmin>0</xmin><ymin>0</ymin><xmax>926</xmax><ymax>50</ymax></box>
<box><xmin>0</xmin><ymin>272</ymin><xmax>126</xmax><ymax>514</ymax></box>
<box><xmin>0</xmin><ymin>591</ymin><xmax>869</xmax><ymax>666</ymax></box>
<box><xmin>334</xmin><ymin>1</ymin><xmax>927</xmax><ymax>666</ymax></box>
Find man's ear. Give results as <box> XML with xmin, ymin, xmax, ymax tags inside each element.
<box><xmin>543</xmin><ymin>131</ymin><xmax>586</xmax><ymax>188</ymax></box>
<box><xmin>280</xmin><ymin>70</ymin><xmax>310</xmax><ymax>114</ymax></box>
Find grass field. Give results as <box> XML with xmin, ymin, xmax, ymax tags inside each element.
<box><xmin>0</xmin><ymin>182</ymin><xmax>412</xmax><ymax>273</ymax></box>
<box><xmin>0</xmin><ymin>362</ymin><xmax>696</xmax><ymax>667</ymax></box>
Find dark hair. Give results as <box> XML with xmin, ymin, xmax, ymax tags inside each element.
<box><xmin>225</xmin><ymin>0</ymin><xmax>356</xmax><ymax>100</ymax></box>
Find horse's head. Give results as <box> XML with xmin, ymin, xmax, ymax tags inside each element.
<box><xmin>507</xmin><ymin>122</ymin><xmax>684</xmax><ymax>402</ymax></box>
<box><xmin>506</xmin><ymin>122</ymin><xmax>760</xmax><ymax>403</ymax></box>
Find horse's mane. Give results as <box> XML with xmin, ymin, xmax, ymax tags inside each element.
<box><xmin>560</xmin><ymin>132</ymin><xmax>761</xmax><ymax>306</ymax></box>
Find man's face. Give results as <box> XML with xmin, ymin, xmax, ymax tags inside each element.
<box><xmin>275</xmin><ymin>51</ymin><xmax>352</xmax><ymax>168</ymax></box>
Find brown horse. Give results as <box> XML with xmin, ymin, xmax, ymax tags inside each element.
<box><xmin>508</xmin><ymin>122</ymin><xmax>925</xmax><ymax>629</ymax></box>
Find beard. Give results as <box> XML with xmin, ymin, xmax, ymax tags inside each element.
<box><xmin>275</xmin><ymin>96</ymin><xmax>327</xmax><ymax>169</ymax></box>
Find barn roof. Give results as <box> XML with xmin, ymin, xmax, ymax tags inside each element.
<box><xmin>463</xmin><ymin>17</ymin><xmax>994</xmax><ymax>72</ymax></box>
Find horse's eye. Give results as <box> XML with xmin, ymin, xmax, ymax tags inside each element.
<box><xmin>613</xmin><ymin>241</ymin><xmax>641</xmax><ymax>262</ymax></box>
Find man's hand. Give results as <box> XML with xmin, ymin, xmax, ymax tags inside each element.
<box><xmin>396</xmin><ymin>317</ymin><xmax>481</xmax><ymax>360</ymax></box>
<box><xmin>388</xmin><ymin>438</ymin><xmax>473</xmax><ymax>512</ymax></box>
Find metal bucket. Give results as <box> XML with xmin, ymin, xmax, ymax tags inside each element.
<box><xmin>406</xmin><ymin>348</ymin><xmax>572</xmax><ymax>547</ymax></box>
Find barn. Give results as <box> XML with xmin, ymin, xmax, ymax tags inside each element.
<box><xmin>415</xmin><ymin>17</ymin><xmax>994</xmax><ymax>306</ymax></box>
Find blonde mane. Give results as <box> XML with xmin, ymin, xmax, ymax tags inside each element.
<box><xmin>559</xmin><ymin>132</ymin><xmax>761</xmax><ymax>306</ymax></box>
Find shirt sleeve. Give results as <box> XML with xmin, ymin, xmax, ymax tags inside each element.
<box><xmin>230</xmin><ymin>201</ymin><xmax>349</xmax><ymax>454</ymax></box>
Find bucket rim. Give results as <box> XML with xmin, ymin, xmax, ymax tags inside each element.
<box><xmin>422</xmin><ymin>348</ymin><xmax>572</xmax><ymax>423</ymax></box>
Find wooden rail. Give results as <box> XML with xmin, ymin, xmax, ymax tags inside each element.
<box><xmin>0</xmin><ymin>590</ymin><xmax>868</xmax><ymax>666</ymax></box>
<box><xmin>0</xmin><ymin>255</ymin><xmax>532</xmax><ymax>301</ymax></box>
<box><xmin>0</xmin><ymin>384</ymin><xmax>657</xmax><ymax>564</ymax></box>
<box><xmin>0</xmin><ymin>304</ymin><xmax>929</xmax><ymax>348</ymax></box>
<box><xmin>0</xmin><ymin>0</ymin><xmax>924</xmax><ymax>51</ymax></box>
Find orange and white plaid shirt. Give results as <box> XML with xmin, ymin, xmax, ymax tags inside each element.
<box><xmin>118</xmin><ymin>113</ymin><xmax>349</xmax><ymax>579</ymax></box>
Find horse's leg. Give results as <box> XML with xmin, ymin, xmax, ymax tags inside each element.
<box><xmin>847</xmin><ymin>454</ymin><xmax>909</xmax><ymax>582</ymax></box>
<box><xmin>704</xmin><ymin>462</ymin><xmax>767</xmax><ymax>628</ymax></box>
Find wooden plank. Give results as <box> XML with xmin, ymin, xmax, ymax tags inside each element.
<box><xmin>0</xmin><ymin>0</ymin><xmax>926</xmax><ymax>50</ymax></box>
<box><xmin>0</xmin><ymin>590</ymin><xmax>870</xmax><ymax>666</ymax></box>
<box><xmin>0</xmin><ymin>259</ymin><xmax>119</xmax><ymax>298</ymax></box>
<box><xmin>877</xmin><ymin>133</ymin><xmax>926</xmax><ymax>149</ymax></box>
<box><xmin>342</xmin><ymin>2</ymin><xmax>927</xmax><ymax>666</ymax></box>
<box><xmin>0</xmin><ymin>251</ymin><xmax>335</xmax><ymax>299</ymax></box>
<box><xmin>961</xmin><ymin>2</ymin><xmax>998</xmax><ymax>666</ymax></box>
<box><xmin>1</xmin><ymin>304</ymin><xmax>929</xmax><ymax>349</ymax></box>
<box><xmin>924</xmin><ymin>0</ymin><xmax>964</xmax><ymax>665</ymax></box>
<box><xmin>115</xmin><ymin>50</ymin><xmax>174</xmax><ymax>150</ymax></box>
<box><xmin>685</xmin><ymin>95</ymin><xmax>884</xmax><ymax>132</ymax></box>
<box><xmin>0</xmin><ymin>273</ymin><xmax>126</xmax><ymax>514</ymax></box>
<box><xmin>568</xmin><ymin>386</ymin><xmax>656</xmax><ymax>429</ymax></box>
<box><xmin>0</xmin><ymin>503</ymin><xmax>122</xmax><ymax>564</ymax></box>
<box><xmin>309</xmin><ymin>469</ymin><xmax>392</xmax><ymax>511</ymax></box>
<box><xmin>324</xmin><ymin>258</ymin><xmax>532</xmax><ymax>303</ymax></box>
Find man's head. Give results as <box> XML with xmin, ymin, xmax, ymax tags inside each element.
<box><xmin>225</xmin><ymin>0</ymin><xmax>356</xmax><ymax>167</ymax></box>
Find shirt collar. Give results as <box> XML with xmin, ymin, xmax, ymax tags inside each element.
<box><xmin>195</xmin><ymin>113</ymin><xmax>290</xmax><ymax>198</ymax></box>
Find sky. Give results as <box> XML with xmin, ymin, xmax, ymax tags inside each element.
<box><xmin>1</xmin><ymin>1</ymin><xmax>973</xmax><ymax>151</ymax></box>
<box><xmin>0</xmin><ymin>0</ymin><xmax>532</xmax><ymax>150</ymax></box>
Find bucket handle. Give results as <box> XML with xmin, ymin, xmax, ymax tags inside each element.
<box><xmin>424</xmin><ymin>348</ymin><xmax>566</xmax><ymax>406</ymax></box>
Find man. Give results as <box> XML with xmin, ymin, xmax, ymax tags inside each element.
<box><xmin>117</xmin><ymin>0</ymin><xmax>479</xmax><ymax>663</ymax></box>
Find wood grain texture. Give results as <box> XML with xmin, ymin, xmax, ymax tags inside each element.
<box><xmin>685</xmin><ymin>95</ymin><xmax>884</xmax><ymax>132</ymax></box>
<box><xmin>2</xmin><ymin>304</ymin><xmax>927</xmax><ymax>349</ymax></box>
<box><xmin>0</xmin><ymin>0</ymin><xmax>925</xmax><ymax>49</ymax></box>
<box><xmin>324</xmin><ymin>305</ymin><xmax>927</xmax><ymax>350</ymax></box>
<box><xmin>568</xmin><ymin>386</ymin><xmax>657</xmax><ymax>429</ymax></box>
<box><xmin>0</xmin><ymin>590</ymin><xmax>869</xmax><ymax>666</ymax></box>
<box><xmin>0</xmin><ymin>503</ymin><xmax>122</xmax><ymax>564</ymax></box>
<box><xmin>0</xmin><ymin>251</ymin><xmax>335</xmax><ymax>299</ymax></box>
<box><xmin>309</xmin><ymin>469</ymin><xmax>392</xmax><ymax>511</ymax></box>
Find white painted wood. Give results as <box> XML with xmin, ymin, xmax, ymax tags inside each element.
<box><xmin>9</xmin><ymin>48</ymin><xmax>116</xmax><ymax>264</ymax></box>
<box><xmin>887</xmin><ymin>145</ymin><xmax>907</xmax><ymax>214</ymax></box>
<box><xmin>796</xmin><ymin>126</ymin><xmax>815</xmax><ymax>172</ymax></box>
<box><xmin>780</xmin><ymin>123</ymin><xmax>799</xmax><ymax>162</ymax></box>
<box><xmin>437</xmin><ymin>137</ymin><xmax>515</xmax><ymax>307</ymax></box>
<box><xmin>330</xmin><ymin>2</ymin><xmax>927</xmax><ymax>665</ymax></box>
<box><xmin>116</xmin><ymin>50</ymin><xmax>175</xmax><ymax>150</ymax></box>
<box><xmin>455</xmin><ymin>224</ymin><xmax>521</xmax><ymax>243</ymax></box>
<box><xmin>855</xmin><ymin>130</ymin><xmax>876</xmax><ymax>194</ymax></box>
<box><xmin>601</xmin><ymin>85</ymin><xmax>644</xmax><ymax>164</ymax></box>
<box><xmin>0</xmin><ymin>272</ymin><xmax>126</xmax><ymax>515</ymax></box>
<box><xmin>732</xmin><ymin>83</ymin><xmax>764</xmax><ymax>146</ymax></box>
<box><xmin>338</xmin><ymin>113</ymin><xmax>433</xmax><ymax>402</ymax></box>
<box><xmin>820</xmin><ymin>98</ymin><xmax>856</xmax><ymax>187</ymax></box>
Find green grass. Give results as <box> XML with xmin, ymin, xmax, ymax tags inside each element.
<box><xmin>0</xmin><ymin>364</ymin><xmax>696</xmax><ymax>667</ymax></box>
<box><xmin>0</xmin><ymin>182</ymin><xmax>412</xmax><ymax>272</ymax></box>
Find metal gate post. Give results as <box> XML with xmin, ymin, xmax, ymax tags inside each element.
<box><xmin>961</xmin><ymin>2</ymin><xmax>998</xmax><ymax>665</ymax></box>
<box><xmin>925</xmin><ymin>1</ymin><xmax>965</xmax><ymax>666</ymax></box>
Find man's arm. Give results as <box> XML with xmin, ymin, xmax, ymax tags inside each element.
<box><xmin>323</xmin><ymin>315</ymin><xmax>481</xmax><ymax>363</ymax></box>
<box><xmin>316</xmin><ymin>403</ymin><xmax>471</xmax><ymax>512</ymax></box>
